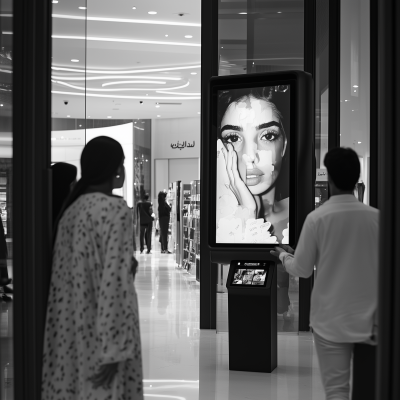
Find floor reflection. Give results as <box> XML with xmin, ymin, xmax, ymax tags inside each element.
<box><xmin>136</xmin><ymin>251</ymin><xmax>324</xmax><ymax>400</ymax></box>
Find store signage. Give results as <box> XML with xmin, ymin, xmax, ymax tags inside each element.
<box><xmin>316</xmin><ymin>169</ymin><xmax>328</xmax><ymax>181</ymax></box>
<box><xmin>171</xmin><ymin>140</ymin><xmax>195</xmax><ymax>150</ymax></box>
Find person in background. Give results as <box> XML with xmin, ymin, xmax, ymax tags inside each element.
<box><xmin>51</xmin><ymin>162</ymin><xmax>77</xmax><ymax>224</ymax></box>
<box><xmin>271</xmin><ymin>147</ymin><xmax>379</xmax><ymax>400</ymax></box>
<box><xmin>43</xmin><ymin>136</ymin><xmax>143</xmax><ymax>400</ymax></box>
<box><xmin>0</xmin><ymin>208</ymin><xmax>11</xmax><ymax>301</ymax></box>
<box><xmin>136</xmin><ymin>193</ymin><xmax>154</xmax><ymax>254</ymax></box>
<box><xmin>158</xmin><ymin>191</ymin><xmax>171</xmax><ymax>254</ymax></box>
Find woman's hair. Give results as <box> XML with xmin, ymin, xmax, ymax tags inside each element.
<box><xmin>54</xmin><ymin>136</ymin><xmax>124</xmax><ymax>237</ymax></box>
<box><xmin>217</xmin><ymin>85</ymin><xmax>291</xmax><ymax>200</ymax></box>
<box><xmin>217</xmin><ymin>86</ymin><xmax>283</xmax><ymax>133</ymax></box>
<box><xmin>158</xmin><ymin>191</ymin><xmax>166</xmax><ymax>206</ymax></box>
<box><xmin>51</xmin><ymin>162</ymin><xmax>77</xmax><ymax>224</ymax></box>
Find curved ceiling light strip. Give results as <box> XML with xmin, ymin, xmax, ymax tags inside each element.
<box><xmin>52</xmin><ymin>90</ymin><xmax>200</xmax><ymax>100</ymax></box>
<box><xmin>156</xmin><ymin>91</ymin><xmax>200</xmax><ymax>95</ymax></box>
<box><xmin>51</xmin><ymin>75</ymin><xmax>182</xmax><ymax>81</ymax></box>
<box><xmin>52</xmin><ymin>14</ymin><xmax>201</xmax><ymax>27</ymax></box>
<box><xmin>51</xmin><ymin>64</ymin><xmax>201</xmax><ymax>74</ymax></box>
<box><xmin>52</xmin><ymin>35</ymin><xmax>201</xmax><ymax>47</ymax></box>
<box><xmin>102</xmin><ymin>80</ymin><xmax>170</xmax><ymax>87</ymax></box>
<box><xmin>53</xmin><ymin>81</ymin><xmax>190</xmax><ymax>92</ymax></box>
<box><xmin>101</xmin><ymin>80</ymin><xmax>167</xmax><ymax>86</ymax></box>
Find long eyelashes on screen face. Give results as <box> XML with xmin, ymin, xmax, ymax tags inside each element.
<box><xmin>260</xmin><ymin>130</ymin><xmax>280</xmax><ymax>142</ymax></box>
<box><xmin>221</xmin><ymin>132</ymin><xmax>243</xmax><ymax>144</ymax></box>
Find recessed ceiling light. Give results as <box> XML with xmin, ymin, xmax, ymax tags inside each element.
<box><xmin>132</xmin><ymin>7</ymin><xmax>136</xmax><ymax>10</ymax></box>
<box><xmin>79</xmin><ymin>124</ymin><xmax>82</xmax><ymax>127</ymax></box>
<box><xmin>87</xmin><ymin>116</ymin><xmax>90</xmax><ymax>118</ymax></box>
<box><xmin>239</xmin><ymin>12</ymin><xmax>247</xmax><ymax>15</ymax></box>
<box><xmin>277</xmin><ymin>11</ymin><xmax>282</xmax><ymax>13</ymax></box>
<box><xmin>71</xmin><ymin>59</ymin><xmax>79</xmax><ymax>62</ymax></box>
<box><xmin>191</xmin><ymin>72</ymin><xmax>197</xmax><ymax>75</ymax></box>
<box><xmin>345</xmin><ymin>99</ymin><xmax>348</xmax><ymax>102</ymax></box>
<box><xmin>107</xmin><ymin>116</ymin><xmax>112</xmax><ymax>118</ymax></box>
<box><xmin>0</xmin><ymin>104</ymin><xmax>3</xmax><ymax>107</ymax></box>
<box><xmin>352</xmin><ymin>110</ymin><xmax>354</xmax><ymax>111</ymax></box>
<box><xmin>353</xmin><ymin>85</ymin><xmax>359</xmax><ymax>88</ymax></box>
<box><xmin>155</xmin><ymin>105</ymin><xmax>160</xmax><ymax>108</ymax></box>
<box><xmin>185</xmin><ymin>35</ymin><xmax>193</xmax><ymax>38</ymax></box>
<box><xmin>146</xmin><ymin>94</ymin><xmax>148</xmax><ymax>96</ymax></box>
<box><xmin>354</xmin><ymin>90</ymin><xmax>357</xmax><ymax>92</ymax></box>
<box><xmin>67</xmin><ymin>115</ymin><xmax>70</xmax><ymax>117</ymax></box>
<box><xmin>165</xmin><ymin>34</ymin><xmax>168</xmax><ymax>37</ymax></box>
<box><xmin>79</xmin><ymin>7</ymin><xmax>87</xmax><ymax>10</ymax></box>
<box><xmin>198</xmin><ymin>112</ymin><xmax>200</xmax><ymax>114</ymax></box>
<box><xmin>52</xmin><ymin>0</ymin><xmax>59</xmax><ymax>3</ymax></box>
<box><xmin>358</xmin><ymin>141</ymin><xmax>362</xmax><ymax>144</ymax></box>
<box><xmin>157</xmin><ymin>115</ymin><xmax>161</xmax><ymax>117</ymax></box>
<box><xmin>148</xmin><ymin>11</ymin><xmax>157</xmax><ymax>15</ymax></box>
<box><xmin>221</xmin><ymin>46</ymin><xmax>223</xmax><ymax>48</ymax></box>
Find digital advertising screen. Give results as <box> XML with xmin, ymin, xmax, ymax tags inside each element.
<box><xmin>215</xmin><ymin>84</ymin><xmax>291</xmax><ymax>245</ymax></box>
<box><xmin>231</xmin><ymin>262</ymin><xmax>269</xmax><ymax>287</ymax></box>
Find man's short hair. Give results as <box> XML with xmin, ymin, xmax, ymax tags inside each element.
<box><xmin>144</xmin><ymin>193</ymin><xmax>149</xmax><ymax>200</ymax></box>
<box><xmin>324</xmin><ymin>147</ymin><xmax>360</xmax><ymax>191</ymax></box>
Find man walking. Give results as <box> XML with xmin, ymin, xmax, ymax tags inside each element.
<box><xmin>137</xmin><ymin>193</ymin><xmax>154</xmax><ymax>254</ymax></box>
<box><xmin>271</xmin><ymin>147</ymin><xmax>379</xmax><ymax>400</ymax></box>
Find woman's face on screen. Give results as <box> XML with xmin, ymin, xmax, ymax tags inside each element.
<box><xmin>220</xmin><ymin>96</ymin><xmax>286</xmax><ymax>195</ymax></box>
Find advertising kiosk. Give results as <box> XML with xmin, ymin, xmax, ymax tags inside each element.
<box><xmin>227</xmin><ymin>260</ymin><xmax>277</xmax><ymax>372</ymax></box>
<box><xmin>203</xmin><ymin>70</ymin><xmax>314</xmax><ymax>373</ymax></box>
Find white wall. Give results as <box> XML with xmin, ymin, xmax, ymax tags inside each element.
<box><xmin>151</xmin><ymin>117</ymin><xmax>200</xmax><ymax>201</ymax></box>
<box><xmin>51</xmin><ymin>123</ymin><xmax>134</xmax><ymax>207</ymax></box>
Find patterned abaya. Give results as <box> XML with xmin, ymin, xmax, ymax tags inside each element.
<box><xmin>42</xmin><ymin>193</ymin><xmax>143</xmax><ymax>400</ymax></box>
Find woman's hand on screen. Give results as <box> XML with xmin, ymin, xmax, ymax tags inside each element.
<box><xmin>88</xmin><ymin>362</ymin><xmax>119</xmax><ymax>390</ymax></box>
<box><xmin>222</xmin><ymin>144</ymin><xmax>256</xmax><ymax>215</ymax></box>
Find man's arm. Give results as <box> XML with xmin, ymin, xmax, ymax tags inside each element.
<box><xmin>272</xmin><ymin>215</ymin><xmax>318</xmax><ymax>278</ymax></box>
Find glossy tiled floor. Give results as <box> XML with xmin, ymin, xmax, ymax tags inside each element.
<box><xmin>136</xmin><ymin>251</ymin><xmax>325</xmax><ymax>400</ymax></box>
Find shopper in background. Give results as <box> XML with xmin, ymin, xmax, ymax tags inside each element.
<box><xmin>51</xmin><ymin>162</ymin><xmax>77</xmax><ymax>224</ymax></box>
<box><xmin>43</xmin><ymin>136</ymin><xmax>143</xmax><ymax>400</ymax></box>
<box><xmin>271</xmin><ymin>147</ymin><xmax>379</xmax><ymax>400</ymax></box>
<box><xmin>137</xmin><ymin>193</ymin><xmax>154</xmax><ymax>254</ymax></box>
<box><xmin>158</xmin><ymin>191</ymin><xmax>171</xmax><ymax>254</ymax></box>
<box><xmin>0</xmin><ymin>208</ymin><xmax>11</xmax><ymax>301</ymax></box>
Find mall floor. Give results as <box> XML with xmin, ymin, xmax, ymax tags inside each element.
<box><xmin>0</xmin><ymin>250</ymin><xmax>324</xmax><ymax>400</ymax></box>
<box><xmin>136</xmin><ymin>250</ymin><xmax>325</xmax><ymax>400</ymax></box>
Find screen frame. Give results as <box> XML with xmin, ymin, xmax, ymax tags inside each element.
<box><xmin>209</xmin><ymin>76</ymin><xmax>297</xmax><ymax>249</ymax></box>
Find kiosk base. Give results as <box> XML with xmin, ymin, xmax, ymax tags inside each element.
<box><xmin>227</xmin><ymin>260</ymin><xmax>277</xmax><ymax>373</ymax></box>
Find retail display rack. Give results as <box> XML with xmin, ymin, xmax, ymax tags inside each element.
<box><xmin>182</xmin><ymin>180</ymin><xmax>200</xmax><ymax>281</ymax></box>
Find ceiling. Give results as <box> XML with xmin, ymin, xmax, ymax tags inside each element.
<box><xmin>51</xmin><ymin>0</ymin><xmax>201</xmax><ymax>121</ymax></box>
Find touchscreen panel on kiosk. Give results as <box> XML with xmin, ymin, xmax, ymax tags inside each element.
<box><xmin>231</xmin><ymin>262</ymin><xmax>268</xmax><ymax>287</ymax></box>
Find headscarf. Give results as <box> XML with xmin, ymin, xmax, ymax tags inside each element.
<box><xmin>51</xmin><ymin>162</ymin><xmax>77</xmax><ymax>225</ymax></box>
<box><xmin>54</xmin><ymin>136</ymin><xmax>124</xmax><ymax>238</ymax></box>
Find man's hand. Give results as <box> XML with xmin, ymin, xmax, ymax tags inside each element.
<box><xmin>270</xmin><ymin>246</ymin><xmax>286</xmax><ymax>259</ymax></box>
<box><xmin>280</xmin><ymin>244</ymin><xmax>295</xmax><ymax>255</ymax></box>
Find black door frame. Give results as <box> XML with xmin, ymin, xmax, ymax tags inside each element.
<box><xmin>13</xmin><ymin>0</ymin><xmax>53</xmax><ymax>399</ymax></box>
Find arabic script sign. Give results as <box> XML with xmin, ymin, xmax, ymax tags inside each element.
<box><xmin>171</xmin><ymin>141</ymin><xmax>195</xmax><ymax>150</ymax></box>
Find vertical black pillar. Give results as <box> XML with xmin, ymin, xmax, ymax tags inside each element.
<box><xmin>13</xmin><ymin>0</ymin><xmax>52</xmax><ymax>398</ymax></box>
<box><xmin>298</xmin><ymin>0</ymin><xmax>317</xmax><ymax>332</ymax></box>
<box><xmin>328</xmin><ymin>0</ymin><xmax>341</xmax><ymax>150</ymax></box>
<box><xmin>376</xmin><ymin>1</ymin><xmax>400</xmax><ymax>399</ymax></box>
<box><xmin>200</xmin><ymin>0</ymin><xmax>219</xmax><ymax>329</ymax></box>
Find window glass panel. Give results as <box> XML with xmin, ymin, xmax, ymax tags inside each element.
<box><xmin>0</xmin><ymin>0</ymin><xmax>13</xmax><ymax>397</ymax></box>
<box><xmin>340</xmin><ymin>0</ymin><xmax>370</xmax><ymax>204</ymax></box>
<box><xmin>217</xmin><ymin>0</ymin><xmax>305</xmax><ymax>333</ymax></box>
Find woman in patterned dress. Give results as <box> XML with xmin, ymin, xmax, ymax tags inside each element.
<box><xmin>43</xmin><ymin>137</ymin><xmax>143</xmax><ymax>400</ymax></box>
